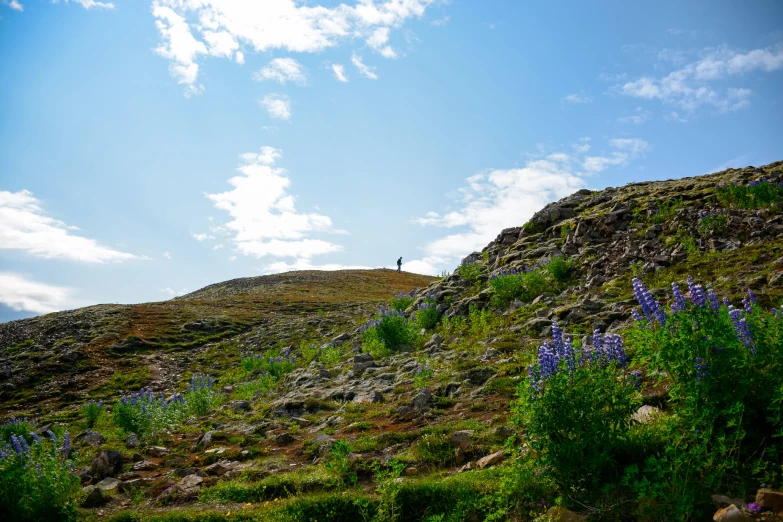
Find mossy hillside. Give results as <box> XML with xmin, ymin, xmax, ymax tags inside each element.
<box><xmin>1</xmin><ymin>162</ymin><xmax>783</xmax><ymax>521</ymax></box>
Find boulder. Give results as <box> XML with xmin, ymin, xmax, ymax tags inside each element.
<box><xmin>632</xmin><ymin>405</ymin><xmax>661</xmax><ymax>424</ymax></box>
<box><xmin>81</xmin><ymin>486</ymin><xmax>109</xmax><ymax>508</ymax></box>
<box><xmin>94</xmin><ymin>477</ymin><xmax>121</xmax><ymax>491</ymax></box>
<box><xmin>231</xmin><ymin>400</ymin><xmax>251</xmax><ymax>412</ymax></box>
<box><xmin>756</xmin><ymin>488</ymin><xmax>783</xmax><ymax>511</ymax></box>
<box><xmin>276</xmin><ymin>433</ymin><xmax>295</xmax><ymax>445</ymax></box>
<box><xmin>449</xmin><ymin>430</ymin><xmax>473</xmax><ymax>451</ymax></box>
<box><xmin>412</xmin><ymin>390</ymin><xmax>432</xmax><ymax>411</ymax></box>
<box><xmin>712</xmin><ymin>504</ymin><xmax>752</xmax><ymax>522</ymax></box>
<box><xmin>545</xmin><ymin>506</ymin><xmax>586</xmax><ymax>522</ymax></box>
<box><xmin>125</xmin><ymin>433</ymin><xmax>140</xmax><ymax>448</ymax></box>
<box><xmin>75</xmin><ymin>430</ymin><xmax>105</xmax><ymax>447</ymax></box>
<box><xmin>147</xmin><ymin>446</ymin><xmax>170</xmax><ymax>457</ymax></box>
<box><xmin>90</xmin><ymin>450</ymin><xmax>123</xmax><ymax>479</ymax></box>
<box><xmin>176</xmin><ymin>474</ymin><xmax>204</xmax><ymax>497</ymax></box>
<box><xmin>133</xmin><ymin>460</ymin><xmax>157</xmax><ymax>471</ymax></box>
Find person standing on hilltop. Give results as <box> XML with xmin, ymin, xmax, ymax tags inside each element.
<box><xmin>397</xmin><ymin>257</ymin><xmax>402</xmax><ymax>272</ymax></box>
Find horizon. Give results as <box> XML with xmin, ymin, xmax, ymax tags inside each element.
<box><xmin>1</xmin><ymin>0</ymin><xmax>782</xmax><ymax>322</ymax></box>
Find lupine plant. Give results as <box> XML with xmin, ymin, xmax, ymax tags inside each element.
<box><xmin>80</xmin><ymin>399</ymin><xmax>103</xmax><ymax>429</ymax></box>
<box><xmin>390</xmin><ymin>291</ymin><xmax>414</xmax><ymax>312</ymax></box>
<box><xmin>1</xmin><ymin>417</ymin><xmax>36</xmax><ymax>445</ymax></box>
<box><xmin>0</xmin><ymin>429</ymin><xmax>80</xmax><ymax>521</ymax></box>
<box><xmin>623</xmin><ymin>277</ymin><xmax>783</xmax><ymax>518</ymax></box>
<box><xmin>360</xmin><ymin>304</ymin><xmax>419</xmax><ymax>356</ymax></box>
<box><xmin>112</xmin><ymin>375</ymin><xmax>219</xmax><ymax>440</ymax></box>
<box><xmin>697</xmin><ymin>209</ymin><xmax>729</xmax><ymax>237</ymax></box>
<box><xmin>413</xmin><ymin>360</ymin><xmax>434</xmax><ymax>389</ymax></box>
<box><xmin>411</xmin><ymin>293</ymin><xmax>441</xmax><ymax>330</ymax></box>
<box><xmin>716</xmin><ymin>177</ymin><xmax>783</xmax><ymax>209</ymax></box>
<box><xmin>516</xmin><ymin>322</ymin><xmax>639</xmax><ymax>499</ymax></box>
<box><xmin>457</xmin><ymin>255</ymin><xmax>482</xmax><ymax>283</ymax></box>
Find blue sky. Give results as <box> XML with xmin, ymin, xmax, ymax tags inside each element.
<box><xmin>1</xmin><ymin>0</ymin><xmax>782</xmax><ymax>322</ymax></box>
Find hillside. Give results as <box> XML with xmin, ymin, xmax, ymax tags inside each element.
<box><xmin>2</xmin><ymin>162</ymin><xmax>783</xmax><ymax>522</ymax></box>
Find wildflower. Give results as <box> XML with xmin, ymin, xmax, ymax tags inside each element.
<box><xmin>707</xmin><ymin>288</ymin><xmax>721</xmax><ymax>313</ymax></box>
<box><xmin>671</xmin><ymin>282</ymin><xmax>687</xmax><ymax>313</ymax></box>
<box><xmin>62</xmin><ymin>431</ymin><xmax>71</xmax><ymax>457</ymax></box>
<box><xmin>46</xmin><ymin>430</ymin><xmax>59</xmax><ymax>445</ymax></box>
<box><xmin>729</xmin><ymin>308</ymin><xmax>754</xmax><ymax>348</ymax></box>
<box><xmin>11</xmin><ymin>435</ymin><xmax>23</xmax><ymax>455</ymax></box>
<box><xmin>695</xmin><ymin>357</ymin><xmax>709</xmax><ymax>382</ymax></box>
<box><xmin>30</xmin><ymin>432</ymin><xmax>42</xmax><ymax>443</ymax></box>
<box><xmin>747</xmin><ymin>502</ymin><xmax>762</xmax><ymax>514</ymax></box>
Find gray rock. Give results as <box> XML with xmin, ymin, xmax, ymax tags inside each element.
<box><xmin>176</xmin><ymin>474</ymin><xmax>204</xmax><ymax>497</ymax></box>
<box><xmin>147</xmin><ymin>446</ymin><xmax>169</xmax><ymax>457</ymax></box>
<box><xmin>276</xmin><ymin>433</ymin><xmax>295</xmax><ymax>445</ymax></box>
<box><xmin>711</xmin><ymin>494</ymin><xmax>746</xmax><ymax>510</ymax></box>
<box><xmin>75</xmin><ymin>430</ymin><xmax>105</xmax><ymax>447</ymax></box>
<box><xmin>449</xmin><ymin>430</ymin><xmax>473</xmax><ymax>450</ymax></box>
<box><xmin>133</xmin><ymin>460</ymin><xmax>157</xmax><ymax>471</ymax></box>
<box><xmin>231</xmin><ymin>400</ymin><xmax>251</xmax><ymax>412</ymax></box>
<box><xmin>95</xmin><ymin>477</ymin><xmax>121</xmax><ymax>491</ymax></box>
<box><xmin>82</xmin><ymin>486</ymin><xmax>109</xmax><ymax>508</ymax></box>
<box><xmin>477</xmin><ymin>449</ymin><xmax>505</xmax><ymax>469</ymax></box>
<box><xmin>712</xmin><ymin>504</ymin><xmax>752</xmax><ymax>522</ymax></box>
<box><xmin>632</xmin><ymin>405</ymin><xmax>661</xmax><ymax>424</ymax></box>
<box><xmin>125</xmin><ymin>433</ymin><xmax>140</xmax><ymax>448</ymax></box>
<box><xmin>198</xmin><ymin>431</ymin><xmax>214</xmax><ymax>448</ymax></box>
<box><xmin>90</xmin><ymin>450</ymin><xmax>123</xmax><ymax>480</ymax></box>
<box><xmin>412</xmin><ymin>389</ymin><xmax>432</xmax><ymax>411</ymax></box>
<box><xmin>332</xmin><ymin>332</ymin><xmax>351</xmax><ymax>346</ymax></box>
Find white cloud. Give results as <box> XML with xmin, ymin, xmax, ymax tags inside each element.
<box><xmin>192</xmin><ymin>232</ymin><xmax>215</xmax><ymax>241</ymax></box>
<box><xmin>235</xmin><ymin>51</ymin><xmax>245</xmax><ymax>65</ymax></box>
<box><xmin>52</xmin><ymin>0</ymin><xmax>114</xmax><ymax>9</ymax></box>
<box><xmin>431</xmin><ymin>16</ymin><xmax>449</xmax><ymax>26</ymax></box>
<box><xmin>213</xmin><ymin>244</ymin><xmax>224</xmax><ymax>250</ymax></box>
<box><xmin>254</xmin><ymin>57</ymin><xmax>307</xmax><ymax>85</ymax></box>
<box><xmin>161</xmin><ymin>287</ymin><xmax>188</xmax><ymax>296</ymax></box>
<box><xmin>583</xmin><ymin>138</ymin><xmax>650</xmax><ymax>173</ymax></box>
<box><xmin>151</xmin><ymin>0</ymin><xmax>434</xmax><ymax>95</ymax></box>
<box><xmin>261</xmin><ymin>258</ymin><xmax>370</xmax><ymax>274</ymax></box>
<box><xmin>351</xmin><ymin>53</ymin><xmax>378</xmax><ymax>79</ymax></box>
<box><xmin>332</xmin><ymin>63</ymin><xmax>349</xmax><ymax>82</ymax></box>
<box><xmin>616</xmin><ymin>44</ymin><xmax>783</xmax><ymax>113</ymax></box>
<box><xmin>163</xmin><ymin>251</ymin><xmax>172</xmax><ymax>259</ymax></box>
<box><xmin>228</xmin><ymin>255</ymin><xmax>237</xmax><ymax>262</ymax></box>
<box><xmin>0</xmin><ymin>273</ymin><xmax>72</xmax><ymax>314</ymax></box>
<box><xmin>0</xmin><ymin>190</ymin><xmax>138</xmax><ymax>263</ymax></box>
<box><xmin>3</xmin><ymin>0</ymin><xmax>23</xmax><ymax>11</ymax></box>
<box><xmin>261</xmin><ymin>94</ymin><xmax>292</xmax><ymax>120</ymax></box>
<box><xmin>562</xmin><ymin>92</ymin><xmax>593</xmax><ymax>104</ymax></box>
<box><xmin>205</xmin><ymin>146</ymin><xmax>345</xmax><ymax>261</ymax></box>
<box><xmin>618</xmin><ymin>107</ymin><xmax>653</xmax><ymax>124</ymax></box>
<box><xmin>409</xmin><ymin>138</ymin><xmax>651</xmax><ymax>273</ymax></box>
<box><xmin>366</xmin><ymin>27</ymin><xmax>397</xmax><ymax>58</ymax></box>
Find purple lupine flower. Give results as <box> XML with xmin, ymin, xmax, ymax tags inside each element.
<box><xmin>671</xmin><ymin>283</ymin><xmax>687</xmax><ymax>313</ymax></box>
<box><xmin>747</xmin><ymin>503</ymin><xmax>762</xmax><ymax>514</ymax></box>
<box><xmin>729</xmin><ymin>308</ymin><xmax>754</xmax><ymax>349</ymax></box>
<box><xmin>551</xmin><ymin>322</ymin><xmax>565</xmax><ymax>358</ymax></box>
<box><xmin>62</xmin><ymin>431</ymin><xmax>71</xmax><ymax>457</ymax></box>
<box><xmin>19</xmin><ymin>436</ymin><xmax>30</xmax><ymax>454</ymax></box>
<box><xmin>46</xmin><ymin>430</ymin><xmax>58</xmax><ymax>445</ymax></box>
<box><xmin>742</xmin><ymin>297</ymin><xmax>752</xmax><ymax>314</ymax></box>
<box><xmin>723</xmin><ymin>297</ymin><xmax>731</xmax><ymax>307</ymax></box>
<box><xmin>631</xmin><ymin>308</ymin><xmax>643</xmax><ymax>322</ymax></box>
<box><xmin>630</xmin><ymin>370</ymin><xmax>642</xmax><ymax>391</ymax></box>
<box><xmin>30</xmin><ymin>432</ymin><xmax>41</xmax><ymax>444</ymax></box>
<box><xmin>11</xmin><ymin>435</ymin><xmax>23</xmax><ymax>455</ymax></box>
<box><xmin>707</xmin><ymin>288</ymin><xmax>721</xmax><ymax>313</ymax></box>
<box><xmin>686</xmin><ymin>276</ymin><xmax>707</xmax><ymax>308</ymax></box>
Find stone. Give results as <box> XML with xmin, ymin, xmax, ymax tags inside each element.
<box><xmin>147</xmin><ymin>446</ymin><xmax>170</xmax><ymax>457</ymax></box>
<box><xmin>95</xmin><ymin>477</ymin><xmax>121</xmax><ymax>491</ymax></box>
<box><xmin>412</xmin><ymin>389</ymin><xmax>432</xmax><ymax>411</ymax></box>
<box><xmin>332</xmin><ymin>332</ymin><xmax>351</xmax><ymax>346</ymax></box>
<box><xmin>632</xmin><ymin>405</ymin><xmax>661</xmax><ymax>424</ymax></box>
<box><xmin>204</xmin><ymin>460</ymin><xmax>238</xmax><ymax>476</ymax></box>
<box><xmin>545</xmin><ymin>506</ymin><xmax>586</xmax><ymax>522</ymax></box>
<box><xmin>476</xmin><ymin>449</ymin><xmax>505</xmax><ymax>469</ymax></box>
<box><xmin>495</xmin><ymin>426</ymin><xmax>514</xmax><ymax>439</ymax></box>
<box><xmin>712</xmin><ymin>504</ymin><xmax>752</xmax><ymax>522</ymax></box>
<box><xmin>177</xmin><ymin>474</ymin><xmax>204</xmax><ymax>497</ymax></box>
<box><xmin>131</xmin><ymin>453</ymin><xmax>144</xmax><ymax>462</ymax></box>
<box><xmin>82</xmin><ymin>486</ymin><xmax>109</xmax><ymax>508</ymax></box>
<box><xmin>75</xmin><ymin>466</ymin><xmax>92</xmax><ymax>484</ymax></box>
<box><xmin>276</xmin><ymin>432</ymin><xmax>295</xmax><ymax>445</ymax></box>
<box><xmin>231</xmin><ymin>400</ymin><xmax>251</xmax><ymax>412</ymax></box>
<box><xmin>133</xmin><ymin>460</ymin><xmax>157</xmax><ymax>471</ymax></box>
<box><xmin>198</xmin><ymin>431</ymin><xmax>214</xmax><ymax>448</ymax></box>
<box><xmin>460</xmin><ymin>367</ymin><xmax>495</xmax><ymax>386</ymax></box>
<box><xmin>712</xmin><ymin>494</ymin><xmax>746</xmax><ymax>509</ymax></box>
<box><xmin>90</xmin><ymin>450</ymin><xmax>124</xmax><ymax>479</ymax></box>
<box><xmin>449</xmin><ymin>430</ymin><xmax>473</xmax><ymax>451</ymax></box>
<box><xmin>125</xmin><ymin>433</ymin><xmax>140</xmax><ymax>448</ymax></box>
<box><xmin>353</xmin><ymin>390</ymin><xmax>384</xmax><ymax>404</ymax></box>
<box><xmin>756</xmin><ymin>488</ymin><xmax>783</xmax><ymax>511</ymax></box>
<box><xmin>76</xmin><ymin>430</ymin><xmax>105</xmax><ymax>446</ymax></box>
<box><xmin>353</xmin><ymin>353</ymin><xmax>377</xmax><ymax>374</ymax></box>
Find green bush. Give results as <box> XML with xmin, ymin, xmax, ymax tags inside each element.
<box><xmin>516</xmin><ymin>324</ymin><xmax>639</xmax><ymax>502</ymax></box>
<box><xmin>324</xmin><ymin>440</ymin><xmax>356</xmax><ymax>489</ymax></box>
<box><xmin>360</xmin><ymin>306</ymin><xmax>418</xmax><ymax>353</ymax></box>
<box><xmin>390</xmin><ymin>292</ymin><xmax>414</xmax><ymax>312</ymax></box>
<box><xmin>80</xmin><ymin>400</ymin><xmax>103</xmax><ymax>429</ymax></box>
<box><xmin>544</xmin><ymin>255</ymin><xmax>572</xmax><ymax>283</ymax></box>
<box><xmin>413</xmin><ymin>297</ymin><xmax>441</xmax><ymax>330</ymax></box>
<box><xmin>697</xmin><ymin>210</ymin><xmax>729</xmax><ymax>237</ymax></box>
<box><xmin>716</xmin><ymin>178</ymin><xmax>783</xmax><ymax>209</ymax></box>
<box><xmin>458</xmin><ymin>261</ymin><xmax>482</xmax><ymax>284</ymax></box>
<box><xmin>623</xmin><ymin>278</ymin><xmax>783</xmax><ymax>518</ymax></box>
<box><xmin>0</xmin><ymin>432</ymin><xmax>81</xmax><ymax>522</ymax></box>
<box><xmin>1</xmin><ymin>418</ymin><xmax>36</xmax><ymax>445</ymax></box>
<box><xmin>488</xmin><ymin>269</ymin><xmax>548</xmax><ymax>307</ymax></box>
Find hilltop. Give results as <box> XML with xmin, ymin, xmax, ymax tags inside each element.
<box><xmin>2</xmin><ymin>162</ymin><xmax>783</xmax><ymax>522</ymax></box>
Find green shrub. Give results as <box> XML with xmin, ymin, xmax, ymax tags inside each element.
<box><xmin>80</xmin><ymin>400</ymin><xmax>103</xmax><ymax>429</ymax></box>
<box><xmin>716</xmin><ymin>178</ymin><xmax>783</xmax><ymax>209</ymax></box>
<box><xmin>0</xmin><ymin>432</ymin><xmax>81</xmax><ymax>522</ymax></box>
<box><xmin>697</xmin><ymin>210</ymin><xmax>729</xmax><ymax>237</ymax></box>
<box><xmin>360</xmin><ymin>306</ymin><xmax>418</xmax><ymax>353</ymax></box>
<box><xmin>1</xmin><ymin>418</ymin><xmax>36</xmax><ymax>445</ymax></box>
<box><xmin>623</xmin><ymin>278</ymin><xmax>783</xmax><ymax>519</ymax></box>
<box><xmin>516</xmin><ymin>324</ymin><xmax>640</xmax><ymax>502</ymax></box>
<box><xmin>325</xmin><ymin>440</ymin><xmax>356</xmax><ymax>490</ymax></box>
<box><xmin>488</xmin><ymin>269</ymin><xmax>548</xmax><ymax>307</ymax></box>
<box><xmin>413</xmin><ymin>297</ymin><xmax>441</xmax><ymax>330</ymax></box>
<box><xmin>544</xmin><ymin>255</ymin><xmax>572</xmax><ymax>283</ymax></box>
<box><xmin>390</xmin><ymin>292</ymin><xmax>414</xmax><ymax>312</ymax></box>
<box><xmin>650</xmin><ymin>198</ymin><xmax>682</xmax><ymax>223</ymax></box>
<box><xmin>458</xmin><ymin>261</ymin><xmax>482</xmax><ymax>284</ymax></box>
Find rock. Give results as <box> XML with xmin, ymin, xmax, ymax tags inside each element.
<box><xmin>147</xmin><ymin>446</ymin><xmax>170</xmax><ymax>457</ymax></box>
<box><xmin>460</xmin><ymin>367</ymin><xmax>495</xmax><ymax>386</ymax></box>
<box><xmin>442</xmin><ymin>382</ymin><xmax>461</xmax><ymax>398</ymax></box>
<box><xmin>353</xmin><ymin>390</ymin><xmax>384</xmax><ymax>404</ymax></box>
<box><xmin>457</xmin><ymin>461</ymin><xmax>474</xmax><ymax>472</ymax></box>
<box><xmin>276</xmin><ymin>433</ymin><xmax>295</xmax><ymax>445</ymax></box>
<box><xmin>332</xmin><ymin>332</ymin><xmax>351</xmax><ymax>346</ymax></box>
<box><xmin>95</xmin><ymin>477</ymin><xmax>121</xmax><ymax>491</ymax></box>
<box><xmin>82</xmin><ymin>486</ymin><xmax>109</xmax><ymax>508</ymax></box>
<box><xmin>204</xmin><ymin>460</ymin><xmax>238</xmax><ymax>476</ymax></box>
<box><xmin>231</xmin><ymin>400</ymin><xmax>251</xmax><ymax>412</ymax></box>
<box><xmin>424</xmin><ymin>333</ymin><xmax>444</xmax><ymax>348</ymax></box>
<box><xmin>90</xmin><ymin>450</ymin><xmax>124</xmax><ymax>479</ymax></box>
<box><xmin>713</xmin><ymin>504</ymin><xmax>752</xmax><ymax>521</ymax></box>
<box><xmin>412</xmin><ymin>389</ymin><xmax>432</xmax><ymax>411</ymax></box>
<box><xmin>176</xmin><ymin>474</ymin><xmax>204</xmax><ymax>497</ymax></box>
<box><xmin>449</xmin><ymin>430</ymin><xmax>473</xmax><ymax>451</ymax></box>
<box><xmin>131</xmin><ymin>452</ymin><xmax>144</xmax><ymax>462</ymax></box>
<box><xmin>133</xmin><ymin>460</ymin><xmax>157</xmax><ymax>471</ymax></box>
<box><xmin>198</xmin><ymin>431</ymin><xmax>214</xmax><ymax>448</ymax></box>
<box><xmin>353</xmin><ymin>353</ymin><xmax>377</xmax><ymax>374</ymax></box>
<box><xmin>75</xmin><ymin>430</ymin><xmax>105</xmax><ymax>447</ymax></box>
<box><xmin>222</xmin><ymin>385</ymin><xmax>236</xmax><ymax>394</ymax></box>
<box><xmin>756</xmin><ymin>488</ymin><xmax>783</xmax><ymax>511</ymax></box>
<box><xmin>476</xmin><ymin>449</ymin><xmax>505</xmax><ymax>469</ymax></box>
<box><xmin>632</xmin><ymin>405</ymin><xmax>661</xmax><ymax>424</ymax></box>
<box><xmin>712</xmin><ymin>494</ymin><xmax>746</xmax><ymax>510</ymax></box>
<box><xmin>125</xmin><ymin>433</ymin><xmax>140</xmax><ymax>448</ymax></box>
<box><xmin>495</xmin><ymin>426</ymin><xmax>514</xmax><ymax>439</ymax></box>
<box><xmin>768</xmin><ymin>271</ymin><xmax>783</xmax><ymax>287</ymax></box>
<box><xmin>545</xmin><ymin>506</ymin><xmax>586</xmax><ymax>522</ymax></box>
<box><xmin>74</xmin><ymin>466</ymin><xmax>92</xmax><ymax>484</ymax></box>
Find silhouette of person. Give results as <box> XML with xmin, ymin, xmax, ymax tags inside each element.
<box><xmin>397</xmin><ymin>257</ymin><xmax>402</xmax><ymax>272</ymax></box>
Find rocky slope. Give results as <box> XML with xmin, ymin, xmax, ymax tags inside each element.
<box><xmin>2</xmin><ymin>161</ymin><xmax>783</xmax><ymax>521</ymax></box>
